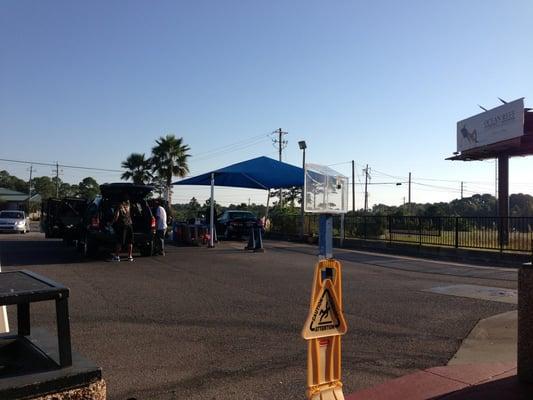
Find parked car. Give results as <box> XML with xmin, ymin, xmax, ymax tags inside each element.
<box><xmin>216</xmin><ymin>210</ymin><xmax>263</xmax><ymax>239</ymax></box>
<box><xmin>0</xmin><ymin>210</ymin><xmax>30</xmax><ymax>234</ymax></box>
<box><xmin>78</xmin><ymin>183</ymin><xmax>156</xmax><ymax>257</ymax></box>
<box><xmin>41</xmin><ymin>197</ymin><xmax>88</xmax><ymax>243</ymax></box>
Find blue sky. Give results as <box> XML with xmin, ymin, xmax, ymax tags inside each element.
<box><xmin>1</xmin><ymin>0</ymin><xmax>532</xmax><ymax>207</ymax></box>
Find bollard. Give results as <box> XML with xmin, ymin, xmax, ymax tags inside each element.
<box><xmin>245</xmin><ymin>226</ymin><xmax>255</xmax><ymax>250</ymax></box>
<box><xmin>518</xmin><ymin>262</ymin><xmax>533</xmax><ymax>382</ymax></box>
<box><xmin>253</xmin><ymin>226</ymin><xmax>264</xmax><ymax>252</ymax></box>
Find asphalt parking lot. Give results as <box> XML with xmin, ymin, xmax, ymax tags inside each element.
<box><xmin>0</xmin><ymin>230</ymin><xmax>517</xmax><ymax>400</ymax></box>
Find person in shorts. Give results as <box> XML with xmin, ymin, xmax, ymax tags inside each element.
<box><xmin>111</xmin><ymin>197</ymin><xmax>134</xmax><ymax>262</ymax></box>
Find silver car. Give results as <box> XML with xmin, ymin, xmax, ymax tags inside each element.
<box><xmin>0</xmin><ymin>210</ymin><xmax>31</xmax><ymax>233</ymax></box>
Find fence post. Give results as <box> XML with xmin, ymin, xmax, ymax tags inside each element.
<box><xmin>388</xmin><ymin>216</ymin><xmax>392</xmax><ymax>244</ymax></box>
<box><xmin>455</xmin><ymin>217</ymin><xmax>459</xmax><ymax>249</ymax></box>
<box><xmin>418</xmin><ymin>217</ymin><xmax>422</xmax><ymax>246</ymax></box>
<box><xmin>500</xmin><ymin>217</ymin><xmax>504</xmax><ymax>254</ymax></box>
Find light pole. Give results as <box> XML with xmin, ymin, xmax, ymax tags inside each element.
<box><xmin>298</xmin><ymin>140</ymin><xmax>307</xmax><ymax>240</ymax></box>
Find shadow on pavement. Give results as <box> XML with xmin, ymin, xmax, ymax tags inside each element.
<box><xmin>0</xmin><ymin>239</ymin><xmax>84</xmax><ymax>267</ymax></box>
<box><xmin>433</xmin><ymin>376</ymin><xmax>532</xmax><ymax>400</ymax></box>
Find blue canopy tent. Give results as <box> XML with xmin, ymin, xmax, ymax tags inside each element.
<box><xmin>173</xmin><ymin>156</ymin><xmax>304</xmax><ymax>247</ymax></box>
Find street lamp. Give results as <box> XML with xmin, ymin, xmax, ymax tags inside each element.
<box><xmin>299</xmin><ymin>141</ymin><xmax>307</xmax><ymax>239</ymax></box>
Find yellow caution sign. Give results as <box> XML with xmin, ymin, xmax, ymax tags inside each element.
<box><xmin>302</xmin><ymin>279</ymin><xmax>347</xmax><ymax>340</ymax></box>
<box><xmin>302</xmin><ymin>259</ymin><xmax>347</xmax><ymax>400</ymax></box>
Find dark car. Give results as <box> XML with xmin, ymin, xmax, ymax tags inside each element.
<box><xmin>79</xmin><ymin>183</ymin><xmax>156</xmax><ymax>257</ymax></box>
<box><xmin>41</xmin><ymin>197</ymin><xmax>88</xmax><ymax>243</ymax></box>
<box><xmin>216</xmin><ymin>210</ymin><xmax>263</xmax><ymax>240</ymax></box>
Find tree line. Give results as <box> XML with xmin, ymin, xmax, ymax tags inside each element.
<box><xmin>167</xmin><ymin>192</ymin><xmax>533</xmax><ymax>222</ymax></box>
<box><xmin>368</xmin><ymin>193</ymin><xmax>533</xmax><ymax>217</ymax></box>
<box><xmin>0</xmin><ymin>170</ymin><xmax>100</xmax><ymax>200</ymax></box>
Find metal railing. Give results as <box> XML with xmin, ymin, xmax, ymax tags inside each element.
<box><xmin>267</xmin><ymin>214</ymin><xmax>533</xmax><ymax>253</ymax></box>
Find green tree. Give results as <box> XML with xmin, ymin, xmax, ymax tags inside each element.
<box><xmin>187</xmin><ymin>196</ymin><xmax>201</xmax><ymax>216</ymax></box>
<box><xmin>121</xmin><ymin>153</ymin><xmax>153</xmax><ymax>184</ymax></box>
<box><xmin>59</xmin><ymin>182</ymin><xmax>77</xmax><ymax>197</ymax></box>
<box><xmin>78</xmin><ymin>177</ymin><xmax>100</xmax><ymax>199</ymax></box>
<box><xmin>0</xmin><ymin>170</ymin><xmax>28</xmax><ymax>192</ymax></box>
<box><xmin>32</xmin><ymin>176</ymin><xmax>56</xmax><ymax>199</ymax></box>
<box><xmin>150</xmin><ymin>175</ymin><xmax>166</xmax><ymax>198</ymax></box>
<box><xmin>151</xmin><ymin>135</ymin><xmax>191</xmax><ymax>205</ymax></box>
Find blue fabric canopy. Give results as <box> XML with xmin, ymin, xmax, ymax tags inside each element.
<box><xmin>173</xmin><ymin>156</ymin><xmax>304</xmax><ymax>189</ymax></box>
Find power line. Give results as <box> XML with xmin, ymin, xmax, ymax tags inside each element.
<box><xmin>192</xmin><ymin>134</ymin><xmax>271</xmax><ymax>162</ymax></box>
<box><xmin>192</xmin><ymin>136</ymin><xmax>270</xmax><ymax>162</ymax></box>
<box><xmin>0</xmin><ymin>158</ymin><xmax>122</xmax><ymax>173</ymax></box>
<box><xmin>192</xmin><ymin>133</ymin><xmax>269</xmax><ymax>158</ymax></box>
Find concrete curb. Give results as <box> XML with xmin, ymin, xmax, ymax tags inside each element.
<box><xmin>264</xmin><ymin>234</ymin><xmax>531</xmax><ymax>268</ymax></box>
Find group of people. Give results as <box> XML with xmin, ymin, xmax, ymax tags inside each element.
<box><xmin>109</xmin><ymin>197</ymin><xmax>168</xmax><ymax>262</ymax></box>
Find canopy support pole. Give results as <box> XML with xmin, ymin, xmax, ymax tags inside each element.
<box><xmin>209</xmin><ymin>173</ymin><xmax>215</xmax><ymax>248</ymax></box>
<box><xmin>265</xmin><ymin>189</ymin><xmax>270</xmax><ymax>226</ymax></box>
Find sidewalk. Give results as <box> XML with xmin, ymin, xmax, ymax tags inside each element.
<box><xmin>345</xmin><ymin>362</ymin><xmax>529</xmax><ymax>399</ymax></box>
<box><xmin>346</xmin><ymin>310</ymin><xmax>532</xmax><ymax>399</ymax></box>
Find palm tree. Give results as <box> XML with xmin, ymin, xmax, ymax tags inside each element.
<box><xmin>121</xmin><ymin>153</ymin><xmax>153</xmax><ymax>184</ymax></box>
<box><xmin>151</xmin><ymin>135</ymin><xmax>190</xmax><ymax>205</ymax></box>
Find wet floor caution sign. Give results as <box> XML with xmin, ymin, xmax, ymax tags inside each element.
<box><xmin>302</xmin><ymin>259</ymin><xmax>347</xmax><ymax>400</ymax></box>
<box><xmin>303</xmin><ymin>279</ymin><xmax>347</xmax><ymax>339</ymax></box>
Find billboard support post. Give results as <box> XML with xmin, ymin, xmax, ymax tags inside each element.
<box><xmin>498</xmin><ymin>155</ymin><xmax>509</xmax><ymax>246</ymax></box>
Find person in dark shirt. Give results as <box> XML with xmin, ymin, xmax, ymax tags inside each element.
<box><xmin>111</xmin><ymin>197</ymin><xmax>133</xmax><ymax>262</ymax></box>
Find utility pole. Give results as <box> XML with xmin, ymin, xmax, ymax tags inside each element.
<box><xmin>408</xmin><ymin>172</ymin><xmax>411</xmax><ymax>215</ymax></box>
<box><xmin>461</xmin><ymin>181</ymin><xmax>464</xmax><ymax>199</ymax></box>
<box><xmin>28</xmin><ymin>165</ymin><xmax>33</xmax><ymax>213</ymax></box>
<box><xmin>351</xmin><ymin>160</ymin><xmax>355</xmax><ymax>213</ymax></box>
<box><xmin>272</xmin><ymin>128</ymin><xmax>288</xmax><ymax>207</ymax></box>
<box><xmin>363</xmin><ymin>164</ymin><xmax>369</xmax><ymax>213</ymax></box>
<box><xmin>55</xmin><ymin>161</ymin><xmax>60</xmax><ymax>198</ymax></box>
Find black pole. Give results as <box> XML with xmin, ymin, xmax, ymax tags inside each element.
<box><xmin>364</xmin><ymin>164</ymin><xmax>369</xmax><ymax>213</ymax></box>
<box><xmin>28</xmin><ymin>165</ymin><xmax>33</xmax><ymax>213</ymax></box>
<box><xmin>498</xmin><ymin>155</ymin><xmax>509</xmax><ymax>246</ymax></box>
<box><xmin>351</xmin><ymin>160</ymin><xmax>355</xmax><ymax>214</ymax></box>
<box><xmin>408</xmin><ymin>172</ymin><xmax>411</xmax><ymax>215</ymax></box>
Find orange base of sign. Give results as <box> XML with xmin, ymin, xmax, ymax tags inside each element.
<box><xmin>308</xmin><ymin>384</ymin><xmax>345</xmax><ymax>400</ymax></box>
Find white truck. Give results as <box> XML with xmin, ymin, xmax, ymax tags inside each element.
<box><xmin>0</xmin><ymin>210</ymin><xmax>31</xmax><ymax>233</ymax></box>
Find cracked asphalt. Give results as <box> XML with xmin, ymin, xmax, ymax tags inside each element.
<box><xmin>0</xmin><ymin>231</ymin><xmax>517</xmax><ymax>399</ymax></box>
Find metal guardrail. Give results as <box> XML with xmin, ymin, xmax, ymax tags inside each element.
<box><xmin>267</xmin><ymin>214</ymin><xmax>533</xmax><ymax>253</ymax></box>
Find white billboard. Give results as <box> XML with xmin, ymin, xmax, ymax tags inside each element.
<box><xmin>457</xmin><ymin>98</ymin><xmax>524</xmax><ymax>152</ymax></box>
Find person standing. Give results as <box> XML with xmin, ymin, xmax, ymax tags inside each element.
<box><xmin>111</xmin><ymin>197</ymin><xmax>134</xmax><ymax>262</ymax></box>
<box><xmin>155</xmin><ymin>199</ymin><xmax>167</xmax><ymax>256</ymax></box>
